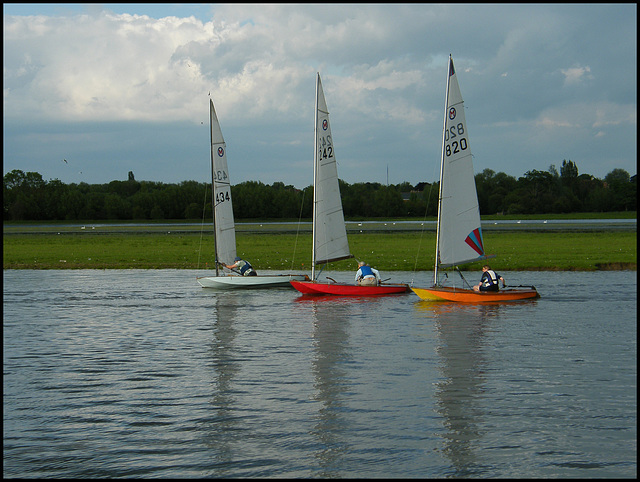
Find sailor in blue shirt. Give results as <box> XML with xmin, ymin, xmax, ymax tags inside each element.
<box><xmin>355</xmin><ymin>261</ymin><xmax>381</xmax><ymax>286</ymax></box>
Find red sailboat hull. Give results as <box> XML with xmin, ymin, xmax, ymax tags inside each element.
<box><xmin>291</xmin><ymin>280</ymin><xmax>410</xmax><ymax>296</ymax></box>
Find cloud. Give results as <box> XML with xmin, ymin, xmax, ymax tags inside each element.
<box><xmin>591</xmin><ymin>102</ymin><xmax>637</xmax><ymax>129</ymax></box>
<box><xmin>533</xmin><ymin>101</ymin><xmax>637</xmax><ymax>132</ymax></box>
<box><xmin>2</xmin><ymin>4</ymin><xmax>637</xmax><ymax>187</ymax></box>
<box><xmin>561</xmin><ymin>65</ymin><xmax>593</xmax><ymax>86</ymax></box>
<box><xmin>4</xmin><ymin>12</ymin><xmax>215</xmax><ymax>122</ymax></box>
<box><xmin>536</xmin><ymin>117</ymin><xmax>574</xmax><ymax>129</ymax></box>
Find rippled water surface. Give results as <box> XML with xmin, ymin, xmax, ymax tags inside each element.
<box><xmin>3</xmin><ymin>269</ymin><xmax>636</xmax><ymax>478</ymax></box>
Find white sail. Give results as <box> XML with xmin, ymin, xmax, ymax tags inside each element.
<box><xmin>198</xmin><ymin>98</ymin><xmax>308</xmax><ymax>289</ymax></box>
<box><xmin>435</xmin><ymin>56</ymin><xmax>485</xmax><ymax>275</ymax></box>
<box><xmin>312</xmin><ymin>73</ymin><xmax>352</xmax><ymax>276</ymax></box>
<box><xmin>210</xmin><ymin>98</ymin><xmax>237</xmax><ymax>270</ymax></box>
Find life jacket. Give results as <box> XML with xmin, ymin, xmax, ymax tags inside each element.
<box><xmin>358</xmin><ymin>265</ymin><xmax>374</xmax><ymax>279</ymax></box>
<box><xmin>482</xmin><ymin>269</ymin><xmax>499</xmax><ymax>288</ymax></box>
<box><xmin>238</xmin><ymin>260</ymin><xmax>254</xmax><ymax>276</ymax></box>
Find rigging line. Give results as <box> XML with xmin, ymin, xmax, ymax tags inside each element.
<box><xmin>455</xmin><ymin>266</ymin><xmax>473</xmax><ymax>289</ymax></box>
<box><xmin>413</xmin><ymin>177</ymin><xmax>436</xmax><ymax>274</ymax></box>
<box><xmin>197</xmin><ymin>184</ymin><xmax>209</xmax><ymax>271</ymax></box>
<box><xmin>290</xmin><ymin>187</ymin><xmax>306</xmax><ymax>272</ymax></box>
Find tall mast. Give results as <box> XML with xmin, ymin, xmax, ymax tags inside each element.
<box><xmin>209</xmin><ymin>99</ymin><xmax>219</xmax><ymax>277</ymax></box>
<box><xmin>311</xmin><ymin>73</ymin><xmax>319</xmax><ymax>281</ymax></box>
<box><xmin>434</xmin><ymin>55</ymin><xmax>452</xmax><ymax>286</ymax></box>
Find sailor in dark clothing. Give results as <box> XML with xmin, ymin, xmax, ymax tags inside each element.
<box><xmin>225</xmin><ymin>256</ymin><xmax>257</xmax><ymax>276</ymax></box>
<box><xmin>473</xmin><ymin>265</ymin><xmax>504</xmax><ymax>292</ymax></box>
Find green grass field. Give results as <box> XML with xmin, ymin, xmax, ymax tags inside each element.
<box><xmin>3</xmin><ymin>230</ymin><xmax>636</xmax><ymax>271</ymax></box>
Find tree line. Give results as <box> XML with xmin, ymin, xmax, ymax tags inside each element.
<box><xmin>3</xmin><ymin>161</ymin><xmax>636</xmax><ymax>221</ymax></box>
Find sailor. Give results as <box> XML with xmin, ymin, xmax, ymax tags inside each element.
<box><xmin>473</xmin><ymin>265</ymin><xmax>505</xmax><ymax>292</ymax></box>
<box><xmin>225</xmin><ymin>257</ymin><xmax>257</xmax><ymax>276</ymax></box>
<box><xmin>355</xmin><ymin>261</ymin><xmax>381</xmax><ymax>286</ymax></box>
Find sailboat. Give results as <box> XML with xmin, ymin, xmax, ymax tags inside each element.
<box><xmin>197</xmin><ymin>98</ymin><xmax>308</xmax><ymax>289</ymax></box>
<box><xmin>411</xmin><ymin>56</ymin><xmax>539</xmax><ymax>302</ymax></box>
<box><xmin>290</xmin><ymin>74</ymin><xmax>410</xmax><ymax>296</ymax></box>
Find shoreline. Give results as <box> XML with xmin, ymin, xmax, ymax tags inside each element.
<box><xmin>4</xmin><ymin>230</ymin><xmax>636</xmax><ymax>272</ymax></box>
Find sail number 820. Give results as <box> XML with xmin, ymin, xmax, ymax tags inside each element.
<box><xmin>444</xmin><ymin>123</ymin><xmax>468</xmax><ymax>157</ymax></box>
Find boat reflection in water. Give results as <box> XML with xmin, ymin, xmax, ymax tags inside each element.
<box><xmin>201</xmin><ymin>293</ymin><xmax>241</xmax><ymax>474</ymax></box>
<box><xmin>415</xmin><ymin>301</ymin><xmax>502</xmax><ymax>478</ymax></box>
<box><xmin>300</xmin><ymin>296</ymin><xmax>353</xmax><ymax>478</ymax></box>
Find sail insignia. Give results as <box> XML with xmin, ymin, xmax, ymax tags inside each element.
<box><xmin>465</xmin><ymin>228</ymin><xmax>485</xmax><ymax>256</ymax></box>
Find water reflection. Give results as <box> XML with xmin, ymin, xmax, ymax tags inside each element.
<box><xmin>295</xmin><ymin>296</ymin><xmax>353</xmax><ymax>478</ymax></box>
<box><xmin>3</xmin><ymin>270</ymin><xmax>636</xmax><ymax>478</ymax></box>
<box><xmin>415</xmin><ymin>302</ymin><xmax>502</xmax><ymax>477</ymax></box>
<box><xmin>201</xmin><ymin>292</ymin><xmax>241</xmax><ymax>476</ymax></box>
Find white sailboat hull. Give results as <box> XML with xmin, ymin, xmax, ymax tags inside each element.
<box><xmin>197</xmin><ymin>274</ymin><xmax>309</xmax><ymax>289</ymax></box>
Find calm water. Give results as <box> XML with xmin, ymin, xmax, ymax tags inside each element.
<box><xmin>3</xmin><ymin>269</ymin><xmax>636</xmax><ymax>478</ymax></box>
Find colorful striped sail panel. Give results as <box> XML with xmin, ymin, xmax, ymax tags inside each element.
<box><xmin>465</xmin><ymin>227</ymin><xmax>485</xmax><ymax>256</ymax></box>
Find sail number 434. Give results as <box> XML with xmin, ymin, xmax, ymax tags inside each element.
<box><xmin>216</xmin><ymin>190</ymin><xmax>230</xmax><ymax>204</ymax></box>
<box><xmin>444</xmin><ymin>123</ymin><xmax>468</xmax><ymax>157</ymax></box>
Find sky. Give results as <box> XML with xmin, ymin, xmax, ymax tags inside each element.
<box><xmin>3</xmin><ymin>3</ymin><xmax>637</xmax><ymax>189</ymax></box>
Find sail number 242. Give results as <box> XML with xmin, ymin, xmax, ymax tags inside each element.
<box><xmin>444</xmin><ymin>123</ymin><xmax>468</xmax><ymax>157</ymax></box>
<box><xmin>318</xmin><ymin>135</ymin><xmax>334</xmax><ymax>160</ymax></box>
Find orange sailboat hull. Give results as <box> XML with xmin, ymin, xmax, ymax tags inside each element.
<box><xmin>411</xmin><ymin>286</ymin><xmax>539</xmax><ymax>303</ymax></box>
